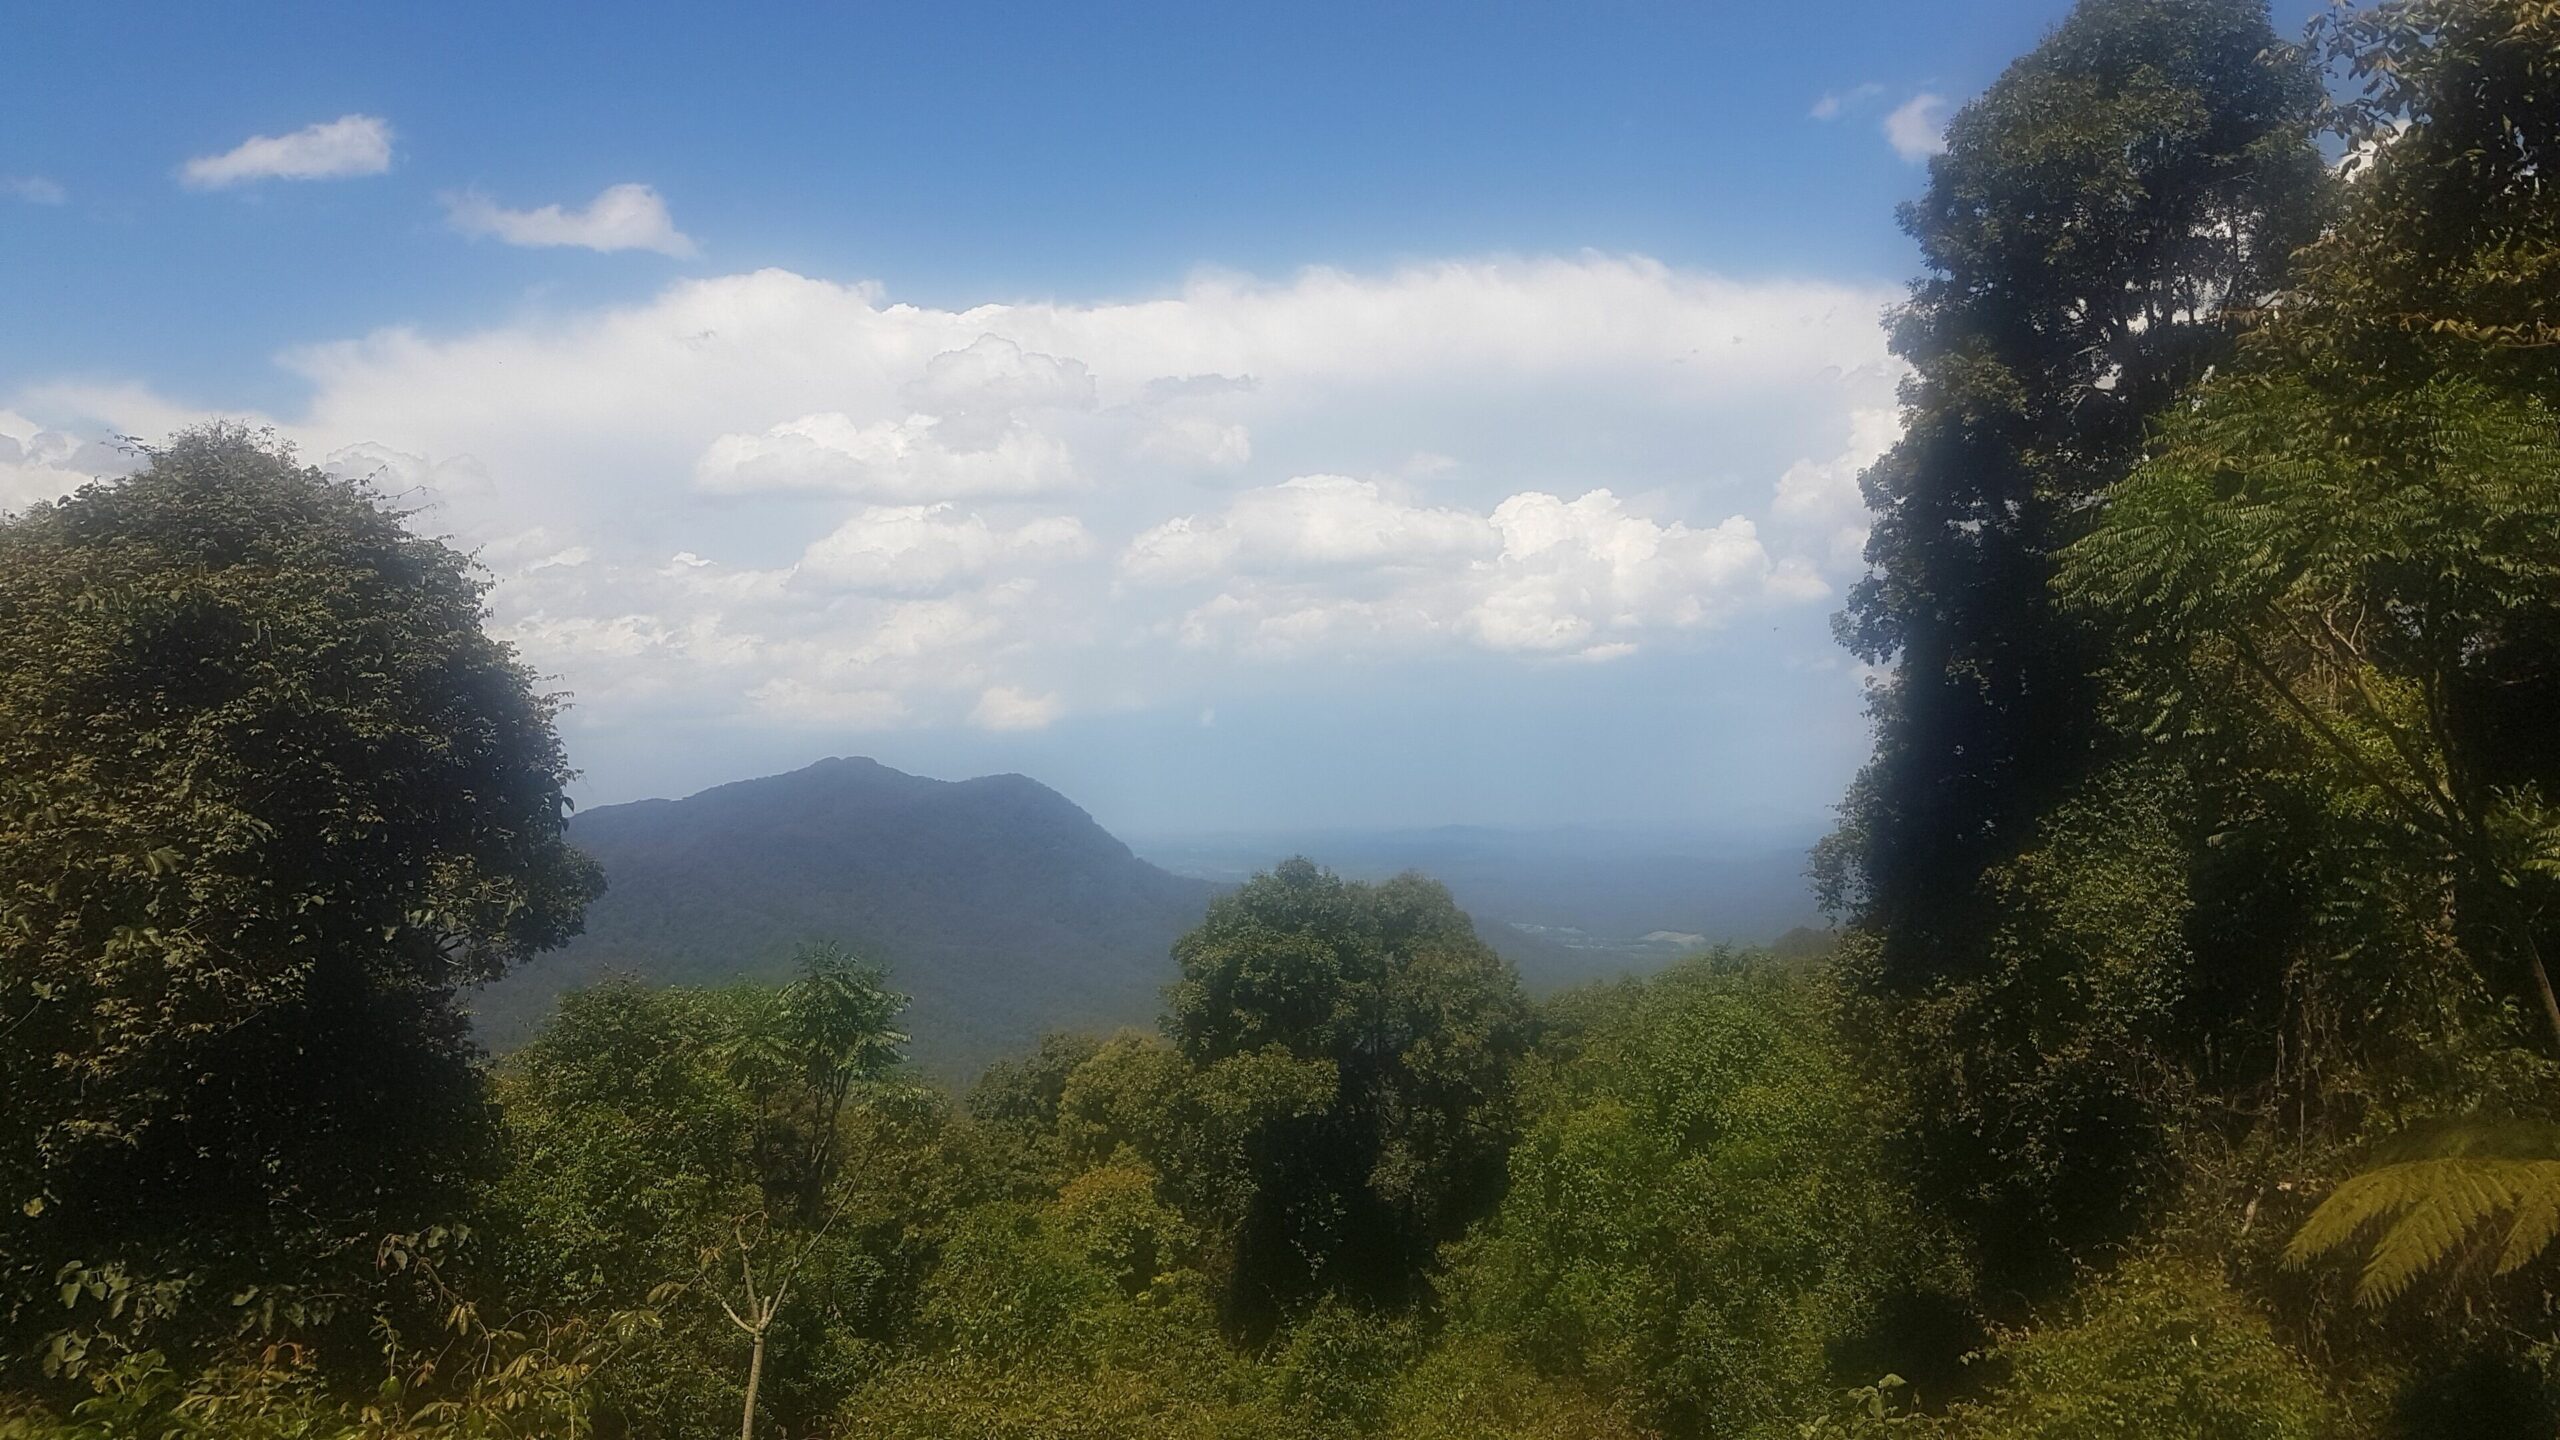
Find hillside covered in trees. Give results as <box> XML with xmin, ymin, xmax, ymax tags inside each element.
<box><xmin>4</xmin><ymin>0</ymin><xmax>2559</xmax><ymax>1436</ymax></box>
<box><xmin>468</xmin><ymin>757</ymin><xmax>1223</xmax><ymax>1075</ymax></box>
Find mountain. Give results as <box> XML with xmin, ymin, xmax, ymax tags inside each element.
<box><xmin>469</xmin><ymin>757</ymin><xmax>1221</xmax><ymax>1076</ymax></box>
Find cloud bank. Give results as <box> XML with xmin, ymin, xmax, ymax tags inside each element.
<box><xmin>6</xmin><ymin>254</ymin><xmax>1900</xmax><ymax>748</ymax></box>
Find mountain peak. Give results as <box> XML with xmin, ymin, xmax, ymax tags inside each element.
<box><xmin>473</xmin><ymin>758</ymin><xmax>1216</xmax><ymax>1075</ymax></box>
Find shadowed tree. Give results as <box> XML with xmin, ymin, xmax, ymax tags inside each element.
<box><xmin>0</xmin><ymin>425</ymin><xmax>601</xmax><ymax>1378</ymax></box>
<box><xmin>1166</xmin><ymin>859</ymin><xmax>1529</xmax><ymax>1330</ymax></box>
<box><xmin>1816</xmin><ymin>0</ymin><xmax>2329</xmax><ymax>1299</ymax></box>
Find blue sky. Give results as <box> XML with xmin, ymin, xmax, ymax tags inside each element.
<box><xmin>0</xmin><ymin>1</ymin><xmax>2323</xmax><ymax>835</ymax></box>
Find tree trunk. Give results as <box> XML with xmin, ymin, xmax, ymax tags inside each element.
<box><xmin>739</xmin><ymin>1327</ymin><xmax>767</xmax><ymax>1440</ymax></box>
<box><xmin>2526</xmin><ymin>940</ymin><xmax>2560</xmax><ymax>1059</ymax></box>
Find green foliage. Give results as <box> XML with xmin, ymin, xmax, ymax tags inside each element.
<box><xmin>1825</xmin><ymin>0</ymin><xmax>2331</xmax><ymax>1304</ymax></box>
<box><xmin>1265</xmin><ymin>1300</ymin><xmax>1415</xmax><ymax>1436</ymax></box>
<box><xmin>1167</xmin><ymin>859</ymin><xmax>1530</xmax><ymax>1322</ymax></box>
<box><xmin>1380</xmin><ymin>1336</ymin><xmax>1642</xmax><ymax>1440</ymax></box>
<box><xmin>489</xmin><ymin>979</ymin><xmax>755</xmax><ymax>1311</ymax></box>
<box><xmin>969</xmin><ymin>1030</ymin><xmax>1107</xmax><ymax>1188</ymax></box>
<box><xmin>1444</xmin><ymin>955</ymin><xmax>1965</xmax><ymax>1439</ymax></box>
<box><xmin>2064</xmin><ymin>364</ymin><xmax>2560</xmax><ymax>1035</ymax></box>
<box><xmin>1845</xmin><ymin>769</ymin><xmax>2200</xmax><ymax>1290</ymax></box>
<box><xmin>484</xmin><ymin>948</ymin><xmax>946</xmax><ymax>1436</ymax></box>
<box><xmin>0</xmin><ymin>425</ymin><xmax>600</xmax><ymax>1379</ymax></box>
<box><xmin>1828</xmin><ymin>0</ymin><xmax>2327</xmax><ymax>971</ymax></box>
<box><xmin>1940</xmin><ymin>1259</ymin><xmax>2334</xmax><ymax>1440</ymax></box>
<box><xmin>2289</xmin><ymin>1155</ymin><xmax>2560</xmax><ymax>1307</ymax></box>
<box><xmin>0</xmin><ymin>1293</ymin><xmax>652</xmax><ymax>1439</ymax></box>
<box><xmin>2284</xmin><ymin>1121</ymin><xmax>2560</xmax><ymax>1309</ymax></box>
<box><xmin>846</xmin><ymin>1187</ymin><xmax>1269</xmax><ymax>1440</ymax></box>
<box><xmin>2299</xmin><ymin>0</ymin><xmax>2560</xmax><ymax>374</ymax></box>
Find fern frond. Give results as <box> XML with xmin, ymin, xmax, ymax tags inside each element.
<box><xmin>2356</xmin><ymin>1162</ymin><xmax>2509</xmax><ymax>1305</ymax></box>
<box><xmin>2287</xmin><ymin>1157</ymin><xmax>2560</xmax><ymax>1306</ymax></box>
<box><xmin>2495</xmin><ymin>1163</ymin><xmax>2560</xmax><ymax>1275</ymax></box>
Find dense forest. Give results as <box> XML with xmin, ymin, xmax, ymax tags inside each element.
<box><xmin>4</xmin><ymin>0</ymin><xmax>2557</xmax><ymax>1434</ymax></box>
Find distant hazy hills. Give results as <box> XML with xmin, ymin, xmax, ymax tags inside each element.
<box><xmin>1132</xmin><ymin>825</ymin><xmax>1823</xmax><ymax>983</ymax></box>
<box><xmin>471</xmin><ymin>757</ymin><xmax>1826</xmax><ymax>1079</ymax></box>
<box><xmin>469</xmin><ymin>757</ymin><xmax>1220</xmax><ymax>1076</ymax></box>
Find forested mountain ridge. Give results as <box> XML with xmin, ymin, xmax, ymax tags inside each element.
<box><xmin>469</xmin><ymin>757</ymin><xmax>1220</xmax><ymax>1073</ymax></box>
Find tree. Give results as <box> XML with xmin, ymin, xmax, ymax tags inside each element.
<box><xmin>0</xmin><ymin>426</ymin><xmax>601</xmax><ymax>1376</ymax></box>
<box><xmin>2064</xmin><ymin>373</ymin><xmax>2560</xmax><ymax>1041</ymax></box>
<box><xmin>1825</xmin><ymin>0</ymin><xmax>2327</xmax><ymax>988</ymax></box>
<box><xmin>1937</xmin><ymin>1259</ymin><xmax>2333</xmax><ymax>1440</ymax></box>
<box><xmin>493</xmin><ymin>957</ymin><xmax>942</xmax><ymax>1437</ymax></box>
<box><xmin>719</xmin><ymin>942</ymin><xmax>909</xmax><ymax>1221</ymax></box>
<box><xmin>1818</xmin><ymin>0</ymin><xmax>2331</xmax><ymax>1302</ymax></box>
<box><xmin>2059</xmin><ymin>0</ymin><xmax>2560</xmax><ymax>1052</ymax></box>
<box><xmin>1164</xmin><ymin>859</ymin><xmax>1529</xmax><ymax>1327</ymax></box>
<box><xmin>1442</xmin><ymin>956</ymin><xmax>1967</xmax><ymax>1440</ymax></box>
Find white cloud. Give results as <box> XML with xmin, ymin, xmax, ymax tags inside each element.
<box><xmin>797</xmin><ymin>504</ymin><xmax>1088</xmax><ymax>595</ymax></box>
<box><xmin>181</xmin><ymin>115</ymin><xmax>392</xmax><ymax>189</ymax></box>
<box><xmin>695</xmin><ymin>334</ymin><xmax>1095</xmax><ymax>496</ymax></box>
<box><xmin>0</xmin><ymin>413</ymin><xmax>140</xmax><ymax>511</ymax></box>
<box><xmin>444</xmin><ymin>183</ymin><xmax>695</xmax><ymax>256</ymax></box>
<box><xmin>1466</xmin><ymin>491</ymin><xmax>1823</xmax><ymax>654</ymax></box>
<box><xmin>4</xmin><ymin>176</ymin><xmax>65</xmax><ymax>205</ymax></box>
<box><xmin>697</xmin><ymin>414</ymin><xmax>1076</xmax><ymax>498</ymax></box>
<box><xmin>904</xmin><ymin>335</ymin><xmax>1095</xmax><ymax>445</ymax></box>
<box><xmin>1773</xmin><ymin>404</ymin><xmax>1899</xmax><ymax>569</ymax></box>
<box><xmin>1810</xmin><ymin>83</ymin><xmax>1884</xmax><ymax>121</ymax></box>
<box><xmin>970</xmin><ymin>685</ymin><xmax>1061</xmax><ymax>732</ymax></box>
<box><xmin>1138</xmin><ymin>479</ymin><xmax>1826</xmax><ymax>661</ymax></box>
<box><xmin>1122</xmin><ymin>475</ymin><xmax>1492</xmax><ymax>586</ymax></box>
<box><xmin>10</xmin><ymin>254</ymin><xmax>1899</xmax><ymax>738</ymax></box>
<box><xmin>1884</xmin><ymin>95</ymin><xmax>1951</xmax><ymax>162</ymax></box>
<box><xmin>1135</xmin><ymin>414</ymin><xmax>1252</xmax><ymax>468</ymax></box>
<box><xmin>746</xmin><ymin>678</ymin><xmax>907</xmax><ymax>729</ymax></box>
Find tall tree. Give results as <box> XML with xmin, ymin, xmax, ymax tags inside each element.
<box><xmin>0</xmin><ymin>426</ymin><xmax>601</xmax><ymax>1376</ymax></box>
<box><xmin>719</xmin><ymin>942</ymin><xmax>909</xmax><ymax>1221</ymax></box>
<box><xmin>1166</xmin><ymin>859</ymin><xmax>1528</xmax><ymax>1328</ymax></box>
<box><xmin>2061</xmin><ymin>0</ymin><xmax>2560</xmax><ymax>1344</ymax></box>
<box><xmin>1825</xmin><ymin>0</ymin><xmax>2328</xmax><ymax>983</ymax></box>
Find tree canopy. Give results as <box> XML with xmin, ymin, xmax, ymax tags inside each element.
<box><xmin>0</xmin><ymin>426</ymin><xmax>599</xmax><ymax>1378</ymax></box>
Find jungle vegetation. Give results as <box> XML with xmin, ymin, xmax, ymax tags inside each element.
<box><xmin>3</xmin><ymin>0</ymin><xmax>2557</xmax><ymax>1434</ymax></box>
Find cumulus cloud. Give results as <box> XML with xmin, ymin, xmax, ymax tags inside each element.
<box><xmin>4</xmin><ymin>176</ymin><xmax>65</xmax><ymax>205</ymax></box>
<box><xmin>181</xmin><ymin>114</ymin><xmax>393</xmax><ymax>189</ymax></box>
<box><xmin>1122</xmin><ymin>476</ymin><xmax>1492</xmax><ymax>586</ymax></box>
<box><xmin>1470</xmin><ymin>491</ymin><xmax>1822</xmax><ymax>653</ymax></box>
<box><xmin>444</xmin><ymin>182</ymin><xmax>695</xmax><ymax>256</ymax></box>
<box><xmin>697</xmin><ymin>414</ymin><xmax>1076</xmax><ymax>498</ymax></box>
<box><xmin>0</xmin><ymin>414</ymin><xmax>140</xmax><ymax>511</ymax></box>
<box><xmin>1136</xmin><ymin>478</ymin><xmax>1828</xmax><ymax>662</ymax></box>
<box><xmin>1773</xmin><ymin>405</ymin><xmax>1900</xmax><ymax>569</ymax></box>
<box><xmin>695</xmin><ymin>335</ymin><xmax>1098</xmax><ymax>496</ymax></box>
<box><xmin>903</xmin><ymin>335</ymin><xmax>1095</xmax><ymax>445</ymax></box>
<box><xmin>797</xmin><ymin>505</ymin><xmax>1088</xmax><ymax>595</ymax></box>
<box><xmin>970</xmin><ymin>685</ymin><xmax>1061</xmax><ymax>732</ymax></box>
<box><xmin>1884</xmin><ymin>94</ymin><xmax>1952</xmax><ymax>161</ymax></box>
<box><xmin>9</xmin><ymin>254</ymin><xmax>1899</xmax><ymax>739</ymax></box>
